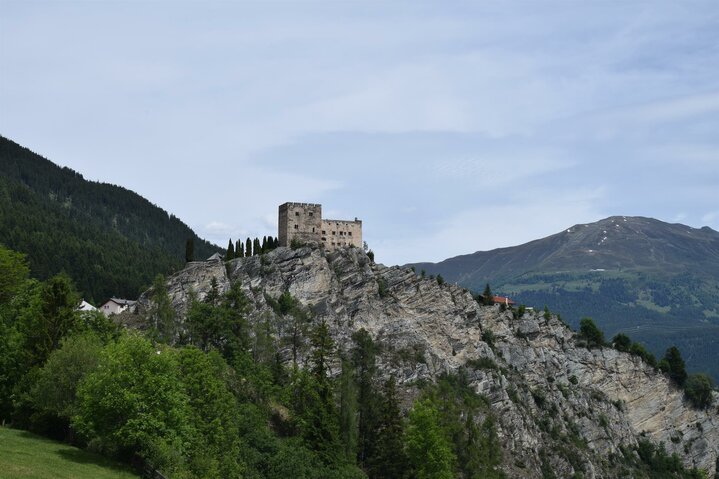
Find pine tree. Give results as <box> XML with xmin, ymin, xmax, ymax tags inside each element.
<box><xmin>226</xmin><ymin>239</ymin><xmax>234</xmax><ymax>260</ymax></box>
<box><xmin>237</xmin><ymin>241</ymin><xmax>244</xmax><ymax>258</ymax></box>
<box><xmin>370</xmin><ymin>376</ymin><xmax>408</xmax><ymax>479</ymax></box>
<box><xmin>185</xmin><ymin>238</ymin><xmax>194</xmax><ymax>263</ymax></box>
<box><xmin>662</xmin><ymin>346</ymin><xmax>688</xmax><ymax>386</ymax></box>
<box><xmin>351</xmin><ymin>328</ymin><xmax>379</xmax><ymax>467</ymax></box>
<box><xmin>149</xmin><ymin>274</ymin><xmax>176</xmax><ymax>344</ymax></box>
<box><xmin>246</xmin><ymin>238</ymin><xmax>252</xmax><ymax>257</ymax></box>
<box><xmin>339</xmin><ymin>356</ymin><xmax>358</xmax><ymax>463</ymax></box>
<box><xmin>482</xmin><ymin>283</ymin><xmax>494</xmax><ymax>305</ymax></box>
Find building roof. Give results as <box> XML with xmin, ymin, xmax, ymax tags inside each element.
<box><xmin>105</xmin><ymin>298</ymin><xmax>137</xmax><ymax>307</ymax></box>
<box><xmin>492</xmin><ymin>295</ymin><xmax>516</xmax><ymax>305</ymax></box>
<box><xmin>77</xmin><ymin>300</ymin><xmax>97</xmax><ymax>311</ymax></box>
<box><xmin>207</xmin><ymin>252</ymin><xmax>223</xmax><ymax>261</ymax></box>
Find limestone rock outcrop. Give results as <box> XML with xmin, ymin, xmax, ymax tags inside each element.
<box><xmin>130</xmin><ymin>246</ymin><xmax>719</xmax><ymax>478</ymax></box>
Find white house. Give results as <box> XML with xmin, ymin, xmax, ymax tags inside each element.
<box><xmin>100</xmin><ymin>298</ymin><xmax>136</xmax><ymax>316</ymax></box>
<box><xmin>77</xmin><ymin>299</ymin><xmax>97</xmax><ymax>312</ymax></box>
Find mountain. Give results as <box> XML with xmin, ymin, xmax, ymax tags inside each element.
<box><xmin>123</xmin><ymin>246</ymin><xmax>718</xmax><ymax>477</ymax></box>
<box><xmin>0</xmin><ymin>135</ymin><xmax>221</xmax><ymax>303</ymax></box>
<box><xmin>409</xmin><ymin>216</ymin><xmax>719</xmax><ymax>381</ymax></box>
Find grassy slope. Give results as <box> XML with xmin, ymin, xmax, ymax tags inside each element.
<box><xmin>0</xmin><ymin>427</ymin><xmax>139</xmax><ymax>479</ymax></box>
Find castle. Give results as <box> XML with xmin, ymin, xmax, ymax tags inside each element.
<box><xmin>278</xmin><ymin>202</ymin><xmax>362</xmax><ymax>251</ymax></box>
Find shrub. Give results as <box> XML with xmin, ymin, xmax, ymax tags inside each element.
<box><xmin>611</xmin><ymin>333</ymin><xmax>631</xmax><ymax>353</ymax></box>
<box><xmin>684</xmin><ymin>374</ymin><xmax>714</xmax><ymax>409</ymax></box>
<box><xmin>578</xmin><ymin>318</ymin><xmax>604</xmax><ymax>349</ymax></box>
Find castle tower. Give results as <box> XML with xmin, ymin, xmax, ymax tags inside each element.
<box><xmin>278</xmin><ymin>202</ymin><xmax>322</xmax><ymax>247</ymax></box>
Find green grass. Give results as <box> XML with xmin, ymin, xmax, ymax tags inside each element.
<box><xmin>0</xmin><ymin>427</ymin><xmax>139</xmax><ymax>479</ymax></box>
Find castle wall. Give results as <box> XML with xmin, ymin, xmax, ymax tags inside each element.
<box><xmin>278</xmin><ymin>202</ymin><xmax>322</xmax><ymax>247</ymax></box>
<box><xmin>321</xmin><ymin>218</ymin><xmax>362</xmax><ymax>250</ymax></box>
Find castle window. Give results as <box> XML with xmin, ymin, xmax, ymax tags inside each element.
<box><xmin>322</xmin><ymin>230</ymin><xmax>326</xmax><ymax>235</ymax></box>
<box><xmin>295</xmin><ymin>212</ymin><xmax>300</xmax><ymax>217</ymax></box>
<box><xmin>309</xmin><ymin>212</ymin><xmax>313</xmax><ymax>217</ymax></box>
<box><xmin>312</xmin><ymin>227</ymin><xmax>315</xmax><ymax>232</ymax></box>
<box><xmin>332</xmin><ymin>231</ymin><xmax>336</xmax><ymax>235</ymax></box>
<box><xmin>294</xmin><ymin>224</ymin><xmax>299</xmax><ymax>230</ymax></box>
<box><xmin>348</xmin><ymin>232</ymin><xmax>352</xmax><ymax>236</ymax></box>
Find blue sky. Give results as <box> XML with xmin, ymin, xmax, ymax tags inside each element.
<box><xmin>1</xmin><ymin>1</ymin><xmax>718</xmax><ymax>264</ymax></box>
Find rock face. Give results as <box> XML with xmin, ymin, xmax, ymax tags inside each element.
<box><xmin>132</xmin><ymin>246</ymin><xmax>719</xmax><ymax>478</ymax></box>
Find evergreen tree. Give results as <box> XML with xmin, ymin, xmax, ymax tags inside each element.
<box><xmin>338</xmin><ymin>357</ymin><xmax>358</xmax><ymax>463</ymax></box>
<box><xmin>237</xmin><ymin>241</ymin><xmax>244</xmax><ymax>258</ymax></box>
<box><xmin>661</xmin><ymin>346</ymin><xmax>688</xmax><ymax>386</ymax></box>
<box><xmin>261</xmin><ymin>236</ymin><xmax>268</xmax><ymax>254</ymax></box>
<box><xmin>351</xmin><ymin>328</ymin><xmax>379</xmax><ymax>467</ymax></box>
<box><xmin>149</xmin><ymin>274</ymin><xmax>176</xmax><ymax>344</ymax></box>
<box><xmin>370</xmin><ymin>376</ymin><xmax>408</xmax><ymax>479</ymax></box>
<box><xmin>246</xmin><ymin>238</ymin><xmax>252</xmax><ymax>257</ymax></box>
<box><xmin>612</xmin><ymin>333</ymin><xmax>632</xmax><ymax>352</ymax></box>
<box><xmin>298</xmin><ymin>320</ymin><xmax>341</xmax><ymax>465</ymax></box>
<box><xmin>579</xmin><ymin>317</ymin><xmax>605</xmax><ymax>348</ymax></box>
<box><xmin>226</xmin><ymin>239</ymin><xmax>235</xmax><ymax>260</ymax></box>
<box><xmin>482</xmin><ymin>284</ymin><xmax>494</xmax><ymax>305</ymax></box>
<box><xmin>185</xmin><ymin>238</ymin><xmax>194</xmax><ymax>263</ymax></box>
<box><xmin>253</xmin><ymin>238</ymin><xmax>261</xmax><ymax>256</ymax></box>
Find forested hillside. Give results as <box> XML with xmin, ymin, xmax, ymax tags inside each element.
<box><xmin>0</xmin><ymin>136</ymin><xmax>220</xmax><ymax>302</ymax></box>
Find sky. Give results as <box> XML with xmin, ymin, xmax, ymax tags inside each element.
<box><xmin>1</xmin><ymin>1</ymin><xmax>718</xmax><ymax>265</ymax></box>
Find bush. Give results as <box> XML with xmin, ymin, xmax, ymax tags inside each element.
<box><xmin>684</xmin><ymin>374</ymin><xmax>714</xmax><ymax>409</ymax></box>
<box><xmin>612</xmin><ymin>333</ymin><xmax>631</xmax><ymax>353</ymax></box>
<box><xmin>578</xmin><ymin>318</ymin><xmax>604</xmax><ymax>349</ymax></box>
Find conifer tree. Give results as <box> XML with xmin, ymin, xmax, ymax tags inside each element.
<box><xmin>351</xmin><ymin>328</ymin><xmax>379</xmax><ymax>466</ymax></box>
<box><xmin>185</xmin><ymin>238</ymin><xmax>194</xmax><ymax>263</ymax></box>
<box><xmin>253</xmin><ymin>237</ymin><xmax>261</xmax><ymax>256</ymax></box>
<box><xmin>246</xmin><ymin>238</ymin><xmax>252</xmax><ymax>257</ymax></box>
<box><xmin>226</xmin><ymin>239</ymin><xmax>235</xmax><ymax>260</ymax></box>
<box><xmin>370</xmin><ymin>376</ymin><xmax>408</xmax><ymax>479</ymax></box>
<box><xmin>339</xmin><ymin>356</ymin><xmax>358</xmax><ymax>463</ymax></box>
<box><xmin>482</xmin><ymin>283</ymin><xmax>494</xmax><ymax>305</ymax></box>
<box><xmin>661</xmin><ymin>346</ymin><xmax>688</xmax><ymax>386</ymax></box>
<box><xmin>261</xmin><ymin>236</ymin><xmax>268</xmax><ymax>254</ymax></box>
<box><xmin>237</xmin><ymin>241</ymin><xmax>244</xmax><ymax>258</ymax></box>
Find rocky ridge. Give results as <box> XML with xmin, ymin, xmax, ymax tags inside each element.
<box><xmin>132</xmin><ymin>246</ymin><xmax>719</xmax><ymax>478</ymax></box>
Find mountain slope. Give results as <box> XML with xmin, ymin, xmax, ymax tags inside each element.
<box><xmin>410</xmin><ymin>216</ymin><xmax>719</xmax><ymax>381</ymax></box>
<box><xmin>0</xmin><ymin>136</ymin><xmax>220</xmax><ymax>302</ymax></box>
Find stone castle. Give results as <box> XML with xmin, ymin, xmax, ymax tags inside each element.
<box><xmin>278</xmin><ymin>202</ymin><xmax>362</xmax><ymax>251</ymax></box>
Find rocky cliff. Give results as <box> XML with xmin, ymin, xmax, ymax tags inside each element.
<box><xmin>131</xmin><ymin>246</ymin><xmax>719</xmax><ymax>478</ymax></box>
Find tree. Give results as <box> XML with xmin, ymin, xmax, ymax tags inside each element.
<box><xmin>436</xmin><ymin>274</ymin><xmax>445</xmax><ymax>286</ymax></box>
<box><xmin>295</xmin><ymin>321</ymin><xmax>341</xmax><ymax>465</ymax></box>
<box><xmin>237</xmin><ymin>241</ymin><xmax>244</xmax><ymax>258</ymax></box>
<box><xmin>579</xmin><ymin>317</ymin><xmax>604</xmax><ymax>349</ymax></box>
<box><xmin>20</xmin><ymin>274</ymin><xmax>81</xmax><ymax>368</ymax></box>
<box><xmin>661</xmin><ymin>346</ymin><xmax>687</xmax><ymax>387</ymax></box>
<box><xmin>28</xmin><ymin>333</ymin><xmax>103</xmax><ymax>436</ymax></box>
<box><xmin>246</xmin><ymin>238</ymin><xmax>252</xmax><ymax>257</ymax></box>
<box><xmin>684</xmin><ymin>373</ymin><xmax>714</xmax><ymax>409</ymax></box>
<box><xmin>226</xmin><ymin>239</ymin><xmax>235</xmax><ymax>260</ymax></box>
<box><xmin>370</xmin><ymin>376</ymin><xmax>408</xmax><ymax>479</ymax></box>
<box><xmin>148</xmin><ymin>274</ymin><xmax>176</xmax><ymax>344</ymax></box>
<box><xmin>612</xmin><ymin>333</ymin><xmax>632</xmax><ymax>353</ymax></box>
<box><xmin>482</xmin><ymin>284</ymin><xmax>494</xmax><ymax>306</ymax></box>
<box><xmin>262</xmin><ymin>236</ymin><xmax>268</xmax><ymax>254</ymax></box>
<box><xmin>338</xmin><ymin>357</ymin><xmax>358</xmax><ymax>463</ymax></box>
<box><xmin>73</xmin><ymin>334</ymin><xmax>193</xmax><ymax>473</ymax></box>
<box><xmin>405</xmin><ymin>399</ymin><xmax>455</xmax><ymax>479</ymax></box>
<box><xmin>185</xmin><ymin>238</ymin><xmax>194</xmax><ymax>263</ymax></box>
<box><xmin>253</xmin><ymin>237</ymin><xmax>261</xmax><ymax>256</ymax></box>
<box><xmin>0</xmin><ymin>244</ymin><xmax>30</xmax><ymax>304</ymax></box>
<box><xmin>351</xmin><ymin>329</ymin><xmax>379</xmax><ymax>467</ymax></box>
